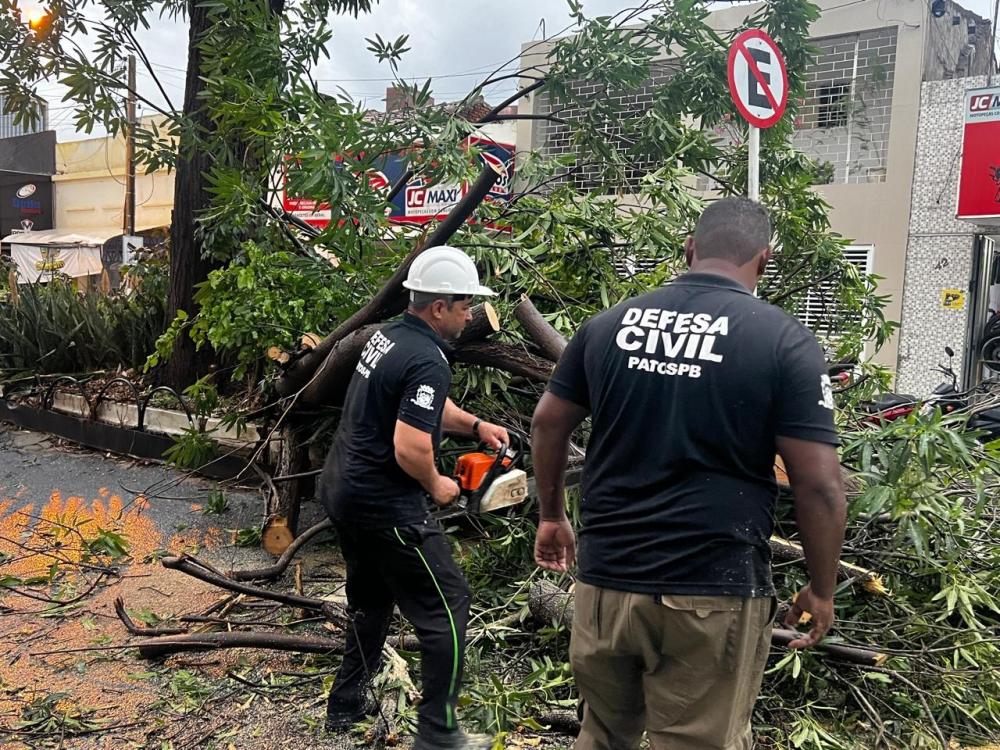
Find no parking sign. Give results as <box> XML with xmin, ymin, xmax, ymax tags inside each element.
<box><xmin>727</xmin><ymin>29</ymin><xmax>788</xmax><ymax>128</ymax></box>
<box><xmin>726</xmin><ymin>29</ymin><xmax>788</xmax><ymax>199</ymax></box>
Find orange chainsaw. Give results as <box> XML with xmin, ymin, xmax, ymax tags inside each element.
<box><xmin>435</xmin><ymin>431</ymin><xmax>528</xmax><ymax>518</ymax></box>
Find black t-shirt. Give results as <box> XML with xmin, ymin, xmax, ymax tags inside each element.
<box><xmin>320</xmin><ymin>313</ymin><xmax>452</xmax><ymax>528</ymax></box>
<box><xmin>548</xmin><ymin>272</ymin><xmax>839</xmax><ymax>597</ymax></box>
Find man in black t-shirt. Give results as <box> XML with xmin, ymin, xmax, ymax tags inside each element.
<box><xmin>320</xmin><ymin>246</ymin><xmax>508</xmax><ymax>750</ymax></box>
<box><xmin>531</xmin><ymin>198</ymin><xmax>847</xmax><ymax>750</ymax></box>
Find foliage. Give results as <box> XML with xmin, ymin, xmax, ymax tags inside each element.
<box><xmin>755</xmin><ymin>408</ymin><xmax>1000</xmax><ymax>748</ymax></box>
<box><xmin>203</xmin><ymin>489</ymin><xmax>229</xmax><ymax>515</ymax></box>
<box><xmin>162</xmin><ymin>427</ymin><xmax>217</xmax><ymax>470</ymax></box>
<box><xmin>188</xmin><ymin>242</ymin><xmax>347</xmax><ymax>380</ymax></box>
<box><xmin>14</xmin><ymin>690</ymin><xmax>104</xmax><ymax>735</ymax></box>
<box><xmin>3</xmin><ymin>0</ymin><xmax>979</xmax><ymax>746</ymax></box>
<box><xmin>230</xmin><ymin>526</ymin><xmax>263</xmax><ymax>548</ymax></box>
<box><xmin>0</xmin><ymin>267</ymin><xmax>167</xmax><ymax>377</ymax></box>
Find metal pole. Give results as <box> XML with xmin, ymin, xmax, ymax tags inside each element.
<box><xmin>748</xmin><ymin>125</ymin><xmax>760</xmax><ymax>201</ymax></box>
<box><xmin>124</xmin><ymin>54</ymin><xmax>136</xmax><ymax>237</ymax></box>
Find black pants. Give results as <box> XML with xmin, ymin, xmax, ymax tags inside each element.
<box><xmin>328</xmin><ymin>518</ymin><xmax>471</xmax><ymax>735</ymax></box>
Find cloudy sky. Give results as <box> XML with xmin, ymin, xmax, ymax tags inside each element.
<box><xmin>31</xmin><ymin>0</ymin><xmax>1000</xmax><ymax>139</ymax></box>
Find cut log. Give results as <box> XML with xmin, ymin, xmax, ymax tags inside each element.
<box><xmin>528</xmin><ymin>580</ymin><xmax>887</xmax><ymax>666</ymax></box>
<box><xmin>536</xmin><ymin>711</ymin><xmax>581</xmax><ymax>736</ymax></box>
<box><xmin>275</xmin><ymin>162</ymin><xmax>503</xmax><ymax>398</ymax></box>
<box><xmin>453</xmin><ymin>302</ymin><xmax>501</xmax><ymax>348</ymax></box>
<box><xmin>135</xmin><ymin>631</ymin><xmax>344</xmax><ymax>660</ymax></box>
<box><xmin>514</xmin><ymin>295</ymin><xmax>567</xmax><ymax>362</ymax></box>
<box><xmin>267</xmin><ymin>346</ymin><xmax>291</xmax><ymax>364</ymax></box>
<box><xmin>301</xmin><ymin>333</ymin><xmax>321</xmax><ymax>350</ymax></box>
<box><xmin>454</xmin><ymin>341</ymin><xmax>555</xmax><ymax>382</ymax></box>
<box><xmin>266</xmin><ymin>423</ymin><xmax>311</xmax><ymax>538</ymax></box>
<box><xmin>529</xmin><ymin>580</ymin><xmax>575</xmax><ymax>627</ymax></box>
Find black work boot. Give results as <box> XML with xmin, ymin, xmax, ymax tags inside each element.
<box><xmin>325</xmin><ymin>695</ymin><xmax>378</xmax><ymax>733</ymax></box>
<box><xmin>413</xmin><ymin>728</ymin><xmax>494</xmax><ymax>750</ymax></box>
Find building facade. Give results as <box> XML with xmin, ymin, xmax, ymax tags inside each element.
<box><xmin>0</xmin><ymin>130</ymin><xmax>55</xmax><ymax>237</ymax></box>
<box><xmin>517</xmin><ymin>0</ymin><xmax>994</xmax><ymax>378</ymax></box>
<box><xmin>53</xmin><ymin>117</ymin><xmax>174</xmax><ymax>236</ymax></box>
<box><xmin>0</xmin><ymin>95</ymin><xmax>48</xmax><ymax>139</ymax></box>
<box><xmin>897</xmin><ymin>74</ymin><xmax>1000</xmax><ymax>395</ymax></box>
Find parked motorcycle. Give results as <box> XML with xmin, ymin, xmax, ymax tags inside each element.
<box><xmin>845</xmin><ymin>348</ymin><xmax>1000</xmax><ymax>441</ymax></box>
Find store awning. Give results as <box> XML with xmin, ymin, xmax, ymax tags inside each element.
<box><xmin>1</xmin><ymin>227</ymin><xmax>124</xmax><ymax>246</ymax></box>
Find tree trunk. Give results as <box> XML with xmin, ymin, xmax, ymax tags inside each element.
<box><xmin>514</xmin><ymin>295</ymin><xmax>567</xmax><ymax>362</ymax></box>
<box><xmin>163</xmin><ymin>1</ymin><xmax>218</xmax><ymax>389</ymax></box>
<box><xmin>263</xmin><ymin>423</ymin><xmax>311</xmax><ymax>549</ymax></box>
<box><xmin>453</xmin><ymin>341</ymin><xmax>555</xmax><ymax>382</ymax></box>
<box><xmin>452</xmin><ymin>302</ymin><xmax>501</xmax><ymax>348</ymax></box>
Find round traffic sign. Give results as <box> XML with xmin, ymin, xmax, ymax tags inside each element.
<box><xmin>727</xmin><ymin>29</ymin><xmax>788</xmax><ymax>129</ymax></box>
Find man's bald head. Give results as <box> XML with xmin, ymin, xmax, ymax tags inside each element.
<box><xmin>691</xmin><ymin>197</ymin><xmax>771</xmax><ymax>266</ymax></box>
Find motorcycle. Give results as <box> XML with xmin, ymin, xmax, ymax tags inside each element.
<box><xmin>845</xmin><ymin>348</ymin><xmax>1000</xmax><ymax>441</ymax></box>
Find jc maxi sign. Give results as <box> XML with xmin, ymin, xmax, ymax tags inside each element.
<box><xmin>957</xmin><ymin>86</ymin><xmax>1000</xmax><ymax>225</ymax></box>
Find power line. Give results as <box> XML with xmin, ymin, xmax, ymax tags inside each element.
<box><xmin>314</xmin><ymin>64</ymin><xmax>517</xmax><ymax>83</ymax></box>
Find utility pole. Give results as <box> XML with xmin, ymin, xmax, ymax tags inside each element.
<box><xmin>123</xmin><ymin>54</ymin><xmax>136</xmax><ymax>237</ymax></box>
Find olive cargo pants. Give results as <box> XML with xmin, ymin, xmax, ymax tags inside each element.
<box><xmin>570</xmin><ymin>582</ymin><xmax>774</xmax><ymax>750</ymax></box>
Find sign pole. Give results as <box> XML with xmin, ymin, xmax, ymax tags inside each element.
<box><xmin>748</xmin><ymin>125</ymin><xmax>760</xmax><ymax>201</ymax></box>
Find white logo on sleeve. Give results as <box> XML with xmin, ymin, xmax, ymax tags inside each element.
<box><xmin>411</xmin><ymin>384</ymin><xmax>436</xmax><ymax>410</ymax></box>
<box><xmin>818</xmin><ymin>374</ymin><xmax>835</xmax><ymax>410</ymax></box>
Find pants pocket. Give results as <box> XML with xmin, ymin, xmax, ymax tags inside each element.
<box><xmin>646</xmin><ymin>596</ymin><xmax>745</xmax><ymax>729</ymax></box>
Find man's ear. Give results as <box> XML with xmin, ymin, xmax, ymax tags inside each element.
<box><xmin>756</xmin><ymin>246</ymin><xmax>773</xmax><ymax>276</ymax></box>
<box><xmin>684</xmin><ymin>236</ymin><xmax>695</xmax><ymax>267</ymax></box>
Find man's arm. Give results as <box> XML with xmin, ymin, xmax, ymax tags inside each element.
<box><xmin>775</xmin><ymin>435</ymin><xmax>847</xmax><ymax>649</ymax></box>
<box><xmin>531</xmin><ymin>391</ymin><xmax>589</xmax><ymax>572</ymax></box>
<box><xmin>442</xmin><ymin>398</ymin><xmax>509</xmax><ymax>449</ymax></box>
<box><xmin>394</xmin><ymin>421</ymin><xmax>460</xmax><ymax>507</ymax></box>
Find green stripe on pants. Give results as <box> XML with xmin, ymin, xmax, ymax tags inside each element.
<box><xmin>394</xmin><ymin>526</ymin><xmax>460</xmax><ymax>729</ymax></box>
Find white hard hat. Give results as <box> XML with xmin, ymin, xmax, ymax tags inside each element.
<box><xmin>403</xmin><ymin>245</ymin><xmax>495</xmax><ymax>297</ymax></box>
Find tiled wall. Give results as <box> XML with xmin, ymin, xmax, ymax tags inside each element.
<box><xmin>897</xmin><ymin>75</ymin><xmax>990</xmax><ymax>395</ymax></box>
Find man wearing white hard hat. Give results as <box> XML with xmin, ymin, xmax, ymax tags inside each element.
<box><xmin>320</xmin><ymin>245</ymin><xmax>508</xmax><ymax>749</ymax></box>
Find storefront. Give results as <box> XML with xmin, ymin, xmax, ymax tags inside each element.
<box><xmin>955</xmin><ymin>84</ymin><xmax>1000</xmax><ymax>388</ymax></box>
<box><xmin>897</xmin><ymin>77</ymin><xmax>1000</xmax><ymax>395</ymax></box>
<box><xmin>1</xmin><ymin>228</ymin><xmax>123</xmax><ymax>287</ymax></box>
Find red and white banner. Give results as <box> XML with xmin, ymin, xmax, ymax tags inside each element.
<box><xmin>957</xmin><ymin>86</ymin><xmax>1000</xmax><ymax>225</ymax></box>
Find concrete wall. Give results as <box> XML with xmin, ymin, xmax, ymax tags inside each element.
<box><xmin>897</xmin><ymin>75</ymin><xmax>994</xmax><ymax>395</ymax></box>
<box><xmin>923</xmin><ymin>0</ymin><xmax>993</xmax><ymax>81</ymax></box>
<box><xmin>518</xmin><ymin>0</ymin><xmax>940</xmax><ymax>371</ymax></box>
<box><xmin>53</xmin><ymin>118</ymin><xmax>174</xmax><ymax>233</ymax></box>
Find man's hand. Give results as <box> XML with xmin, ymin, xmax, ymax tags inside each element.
<box><xmin>534</xmin><ymin>518</ymin><xmax>577</xmax><ymax>572</ymax></box>
<box><xmin>430</xmin><ymin>475</ymin><xmax>461</xmax><ymax>508</ymax></box>
<box><xmin>784</xmin><ymin>583</ymin><xmax>834</xmax><ymax>649</ymax></box>
<box><xmin>476</xmin><ymin>421</ymin><xmax>509</xmax><ymax>450</ymax></box>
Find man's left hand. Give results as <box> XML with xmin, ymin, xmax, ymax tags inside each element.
<box><xmin>476</xmin><ymin>421</ymin><xmax>509</xmax><ymax>450</ymax></box>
